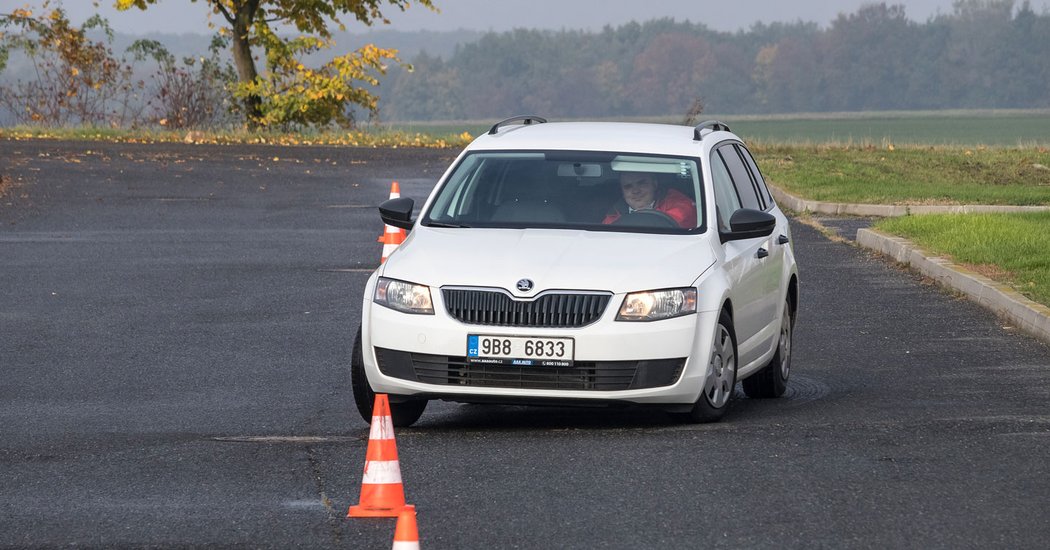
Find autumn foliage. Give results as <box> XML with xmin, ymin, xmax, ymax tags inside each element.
<box><xmin>231</xmin><ymin>25</ymin><xmax>399</xmax><ymax>128</ymax></box>
<box><xmin>116</xmin><ymin>0</ymin><xmax>435</xmax><ymax>129</ymax></box>
<box><xmin>1</xmin><ymin>1</ymin><xmax>435</xmax><ymax>130</ymax></box>
<box><xmin>0</xmin><ymin>6</ymin><xmax>144</xmax><ymax>127</ymax></box>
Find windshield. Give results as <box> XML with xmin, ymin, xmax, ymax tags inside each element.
<box><xmin>421</xmin><ymin>151</ymin><xmax>705</xmax><ymax>233</ymax></box>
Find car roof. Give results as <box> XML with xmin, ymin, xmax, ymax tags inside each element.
<box><xmin>467</xmin><ymin>121</ymin><xmax>736</xmax><ymax>157</ymax></box>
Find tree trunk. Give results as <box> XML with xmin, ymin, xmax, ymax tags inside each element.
<box><xmin>230</xmin><ymin>0</ymin><xmax>261</xmax><ymax>126</ymax></box>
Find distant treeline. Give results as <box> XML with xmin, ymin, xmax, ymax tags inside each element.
<box><xmin>2</xmin><ymin>1</ymin><xmax>1047</xmax><ymax>127</ymax></box>
<box><xmin>380</xmin><ymin>1</ymin><xmax>1050</xmax><ymax>120</ymax></box>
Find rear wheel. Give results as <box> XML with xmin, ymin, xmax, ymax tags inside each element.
<box><xmin>351</xmin><ymin>325</ymin><xmax>427</xmax><ymax>427</ymax></box>
<box><xmin>742</xmin><ymin>299</ymin><xmax>793</xmax><ymax>399</ymax></box>
<box><xmin>670</xmin><ymin>310</ymin><xmax>737</xmax><ymax>423</ymax></box>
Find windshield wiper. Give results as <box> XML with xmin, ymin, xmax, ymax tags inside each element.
<box><xmin>425</xmin><ymin>221</ymin><xmax>472</xmax><ymax>228</ymax></box>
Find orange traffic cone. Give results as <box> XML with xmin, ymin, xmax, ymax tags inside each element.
<box><xmin>391</xmin><ymin>505</ymin><xmax>420</xmax><ymax>550</ymax></box>
<box><xmin>348</xmin><ymin>394</ymin><xmax>409</xmax><ymax>518</ymax></box>
<box><xmin>378</xmin><ymin>182</ymin><xmax>407</xmax><ymax>264</ymax></box>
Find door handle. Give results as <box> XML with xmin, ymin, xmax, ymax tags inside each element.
<box><xmin>756</xmin><ymin>247</ymin><xmax>769</xmax><ymax>259</ymax></box>
<box><xmin>777</xmin><ymin>235</ymin><xmax>790</xmax><ymax>245</ymax></box>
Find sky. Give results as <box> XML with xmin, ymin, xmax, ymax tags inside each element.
<box><xmin>13</xmin><ymin>0</ymin><xmax>1050</xmax><ymax>35</ymax></box>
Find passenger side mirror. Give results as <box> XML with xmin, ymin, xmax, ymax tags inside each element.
<box><xmin>379</xmin><ymin>197</ymin><xmax>415</xmax><ymax>230</ymax></box>
<box><xmin>722</xmin><ymin>208</ymin><xmax>776</xmax><ymax>242</ymax></box>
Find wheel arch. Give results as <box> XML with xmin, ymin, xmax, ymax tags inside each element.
<box><xmin>720</xmin><ymin>297</ymin><xmax>734</xmax><ymax>321</ymax></box>
<box><xmin>787</xmin><ymin>274</ymin><xmax>799</xmax><ymax>320</ymax></box>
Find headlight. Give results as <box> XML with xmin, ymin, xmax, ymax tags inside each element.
<box><xmin>374</xmin><ymin>277</ymin><xmax>434</xmax><ymax>314</ymax></box>
<box><xmin>616</xmin><ymin>288</ymin><xmax>697</xmax><ymax>321</ymax></box>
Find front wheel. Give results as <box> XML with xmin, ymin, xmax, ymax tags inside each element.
<box><xmin>670</xmin><ymin>310</ymin><xmax>737</xmax><ymax>423</ymax></box>
<box><xmin>351</xmin><ymin>325</ymin><xmax>427</xmax><ymax>427</ymax></box>
<box><xmin>742</xmin><ymin>299</ymin><xmax>793</xmax><ymax>399</ymax></box>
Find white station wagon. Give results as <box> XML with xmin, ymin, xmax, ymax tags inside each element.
<box><xmin>352</xmin><ymin>117</ymin><xmax>799</xmax><ymax>426</ymax></box>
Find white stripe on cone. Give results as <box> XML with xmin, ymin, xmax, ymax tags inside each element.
<box><xmin>392</xmin><ymin>541</ymin><xmax>420</xmax><ymax>550</ymax></box>
<box><xmin>362</xmin><ymin>460</ymin><xmax>403</xmax><ymax>484</ymax></box>
<box><xmin>369</xmin><ymin>415</ymin><xmax>396</xmax><ymax>440</ymax></box>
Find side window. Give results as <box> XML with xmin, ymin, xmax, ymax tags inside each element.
<box><xmin>737</xmin><ymin>145</ymin><xmax>774</xmax><ymax>208</ymax></box>
<box><xmin>717</xmin><ymin>145</ymin><xmax>762</xmax><ymax>211</ymax></box>
<box><xmin>709</xmin><ymin>152</ymin><xmax>741</xmax><ymax>232</ymax></box>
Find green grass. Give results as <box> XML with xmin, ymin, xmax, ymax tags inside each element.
<box><xmin>726</xmin><ymin>110</ymin><xmax>1050</xmax><ymax>147</ymax></box>
<box><xmin>876</xmin><ymin>212</ymin><xmax>1050</xmax><ymax>307</ymax></box>
<box><xmin>0</xmin><ymin>125</ymin><xmax>475</xmax><ymax>148</ymax></box>
<box><xmin>751</xmin><ymin>145</ymin><xmax>1050</xmax><ymax>206</ymax></box>
<box><xmin>8</xmin><ymin>109</ymin><xmax>1050</xmax><ymax>149</ymax></box>
<box><xmin>386</xmin><ymin>109</ymin><xmax>1050</xmax><ymax>147</ymax></box>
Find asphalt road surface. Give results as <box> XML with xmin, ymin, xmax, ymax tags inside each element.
<box><xmin>2</xmin><ymin>140</ymin><xmax>1049</xmax><ymax>549</ymax></box>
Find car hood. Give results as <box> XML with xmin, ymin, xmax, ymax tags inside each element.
<box><xmin>380</xmin><ymin>227</ymin><xmax>715</xmax><ymax>295</ymax></box>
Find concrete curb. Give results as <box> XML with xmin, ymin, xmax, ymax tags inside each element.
<box><xmin>769</xmin><ymin>185</ymin><xmax>1050</xmax><ymax>217</ymax></box>
<box><xmin>857</xmin><ymin>227</ymin><xmax>1050</xmax><ymax>346</ymax></box>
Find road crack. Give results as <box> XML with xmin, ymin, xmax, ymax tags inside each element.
<box><xmin>306</xmin><ymin>444</ymin><xmax>343</xmax><ymax>543</ymax></box>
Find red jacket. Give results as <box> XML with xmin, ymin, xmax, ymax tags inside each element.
<box><xmin>602</xmin><ymin>188</ymin><xmax>697</xmax><ymax>228</ymax></box>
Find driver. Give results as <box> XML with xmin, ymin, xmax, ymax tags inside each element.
<box><xmin>602</xmin><ymin>171</ymin><xmax>697</xmax><ymax>228</ymax></box>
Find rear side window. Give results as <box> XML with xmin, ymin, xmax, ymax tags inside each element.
<box><xmin>737</xmin><ymin>145</ymin><xmax>774</xmax><ymax>208</ymax></box>
<box><xmin>717</xmin><ymin>145</ymin><xmax>761</xmax><ymax>211</ymax></box>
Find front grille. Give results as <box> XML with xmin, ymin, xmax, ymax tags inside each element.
<box><xmin>442</xmin><ymin>289</ymin><xmax>610</xmax><ymax>328</ymax></box>
<box><xmin>375</xmin><ymin>348</ymin><xmax>684</xmax><ymax>391</ymax></box>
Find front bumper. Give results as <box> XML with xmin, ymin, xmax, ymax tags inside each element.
<box><xmin>361</xmin><ymin>281</ymin><xmax>718</xmax><ymax>406</ymax></box>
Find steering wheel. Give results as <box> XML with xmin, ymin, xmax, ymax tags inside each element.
<box><xmin>612</xmin><ymin>209</ymin><xmax>680</xmax><ymax>228</ymax></box>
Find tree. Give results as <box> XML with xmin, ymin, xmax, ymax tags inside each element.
<box><xmin>627</xmin><ymin>32</ymin><xmax>716</xmax><ymax>116</ymax></box>
<box><xmin>383</xmin><ymin>52</ymin><xmax>464</xmax><ymax>120</ymax></box>
<box><xmin>821</xmin><ymin>4</ymin><xmax>917</xmax><ymax>110</ymax></box>
<box><xmin>115</xmin><ymin>0</ymin><xmax>435</xmax><ymax>128</ymax></box>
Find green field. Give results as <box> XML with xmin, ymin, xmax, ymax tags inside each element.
<box><xmin>6</xmin><ymin>109</ymin><xmax>1047</xmax><ymax>149</ymax></box>
<box><xmin>384</xmin><ymin>110</ymin><xmax>1050</xmax><ymax>147</ymax></box>
<box><xmin>751</xmin><ymin>145</ymin><xmax>1050</xmax><ymax>206</ymax></box>
<box><xmin>728</xmin><ymin>110</ymin><xmax>1050</xmax><ymax>147</ymax></box>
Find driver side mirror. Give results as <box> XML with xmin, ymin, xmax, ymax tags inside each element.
<box><xmin>379</xmin><ymin>197</ymin><xmax>415</xmax><ymax>230</ymax></box>
<box><xmin>722</xmin><ymin>208</ymin><xmax>776</xmax><ymax>242</ymax></box>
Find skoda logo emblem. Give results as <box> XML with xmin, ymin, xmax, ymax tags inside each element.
<box><xmin>516</xmin><ymin>279</ymin><xmax>534</xmax><ymax>292</ymax></box>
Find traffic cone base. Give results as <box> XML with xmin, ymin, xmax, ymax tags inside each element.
<box><xmin>347</xmin><ymin>502</ymin><xmax>407</xmax><ymax>518</ymax></box>
<box><xmin>348</xmin><ymin>394</ymin><xmax>409</xmax><ymax>518</ymax></box>
<box><xmin>347</xmin><ymin>478</ymin><xmax>407</xmax><ymax>516</ymax></box>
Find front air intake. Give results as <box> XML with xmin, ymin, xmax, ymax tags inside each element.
<box><xmin>441</xmin><ymin>289</ymin><xmax>610</xmax><ymax>328</ymax></box>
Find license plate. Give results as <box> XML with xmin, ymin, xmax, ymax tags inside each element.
<box><xmin>467</xmin><ymin>335</ymin><xmax>574</xmax><ymax>367</ymax></box>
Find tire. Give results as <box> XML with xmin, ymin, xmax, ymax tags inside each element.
<box><xmin>350</xmin><ymin>325</ymin><xmax>427</xmax><ymax>427</ymax></box>
<box><xmin>742</xmin><ymin>298</ymin><xmax>793</xmax><ymax>399</ymax></box>
<box><xmin>670</xmin><ymin>309</ymin><xmax>737</xmax><ymax>423</ymax></box>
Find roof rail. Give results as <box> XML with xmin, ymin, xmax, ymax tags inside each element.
<box><xmin>488</xmin><ymin>115</ymin><xmax>548</xmax><ymax>135</ymax></box>
<box><xmin>692</xmin><ymin>120</ymin><xmax>731</xmax><ymax>141</ymax></box>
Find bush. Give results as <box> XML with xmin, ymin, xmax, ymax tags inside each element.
<box><xmin>128</xmin><ymin>36</ymin><xmax>236</xmax><ymax>129</ymax></box>
<box><xmin>0</xmin><ymin>6</ymin><xmax>146</xmax><ymax>127</ymax></box>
